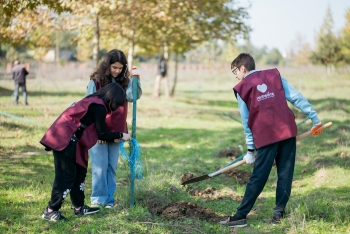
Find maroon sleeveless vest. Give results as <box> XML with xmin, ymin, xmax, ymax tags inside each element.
<box><xmin>93</xmin><ymin>79</ymin><xmax>128</xmax><ymax>132</ymax></box>
<box><xmin>233</xmin><ymin>69</ymin><xmax>297</xmax><ymax>148</ymax></box>
<box><xmin>40</xmin><ymin>96</ymin><xmax>106</xmax><ymax>168</ymax></box>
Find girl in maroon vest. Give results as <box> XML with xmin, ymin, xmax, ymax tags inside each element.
<box><xmin>40</xmin><ymin>83</ymin><xmax>131</xmax><ymax>221</ymax></box>
<box><xmin>86</xmin><ymin>49</ymin><xmax>142</xmax><ymax>208</ymax></box>
<box><xmin>220</xmin><ymin>53</ymin><xmax>323</xmax><ymax>228</ymax></box>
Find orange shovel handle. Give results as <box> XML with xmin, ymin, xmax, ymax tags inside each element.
<box><xmin>296</xmin><ymin>122</ymin><xmax>332</xmax><ymax>141</ymax></box>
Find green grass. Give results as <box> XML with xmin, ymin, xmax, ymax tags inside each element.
<box><xmin>0</xmin><ymin>66</ymin><xmax>350</xmax><ymax>233</ymax></box>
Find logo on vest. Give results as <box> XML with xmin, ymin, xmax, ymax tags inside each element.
<box><xmin>257</xmin><ymin>84</ymin><xmax>267</xmax><ymax>93</ymax></box>
<box><xmin>256</xmin><ymin>83</ymin><xmax>275</xmax><ymax>101</ymax></box>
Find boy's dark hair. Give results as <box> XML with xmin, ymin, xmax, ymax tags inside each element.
<box><xmin>87</xmin><ymin>83</ymin><xmax>126</xmax><ymax>112</ymax></box>
<box><xmin>231</xmin><ymin>53</ymin><xmax>255</xmax><ymax>71</ymax></box>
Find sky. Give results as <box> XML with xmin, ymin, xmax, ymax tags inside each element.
<box><xmin>241</xmin><ymin>0</ymin><xmax>350</xmax><ymax>56</ymax></box>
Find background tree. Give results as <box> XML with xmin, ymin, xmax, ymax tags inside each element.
<box><xmin>145</xmin><ymin>0</ymin><xmax>251</xmax><ymax>96</ymax></box>
<box><xmin>311</xmin><ymin>6</ymin><xmax>343</xmax><ymax>74</ymax></box>
<box><xmin>264</xmin><ymin>48</ymin><xmax>284</xmax><ymax>65</ymax></box>
<box><xmin>287</xmin><ymin>33</ymin><xmax>312</xmax><ymax>66</ymax></box>
<box><xmin>340</xmin><ymin>8</ymin><xmax>350</xmax><ymax>65</ymax></box>
<box><xmin>63</xmin><ymin>0</ymin><xmax>155</xmax><ymax>68</ymax></box>
<box><xmin>0</xmin><ymin>0</ymin><xmax>67</xmax><ymax>46</ymax></box>
<box><xmin>62</xmin><ymin>0</ymin><xmax>106</xmax><ymax>66</ymax></box>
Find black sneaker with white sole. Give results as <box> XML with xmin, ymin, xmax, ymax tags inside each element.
<box><xmin>74</xmin><ymin>205</ymin><xmax>100</xmax><ymax>216</ymax></box>
<box><xmin>42</xmin><ymin>208</ymin><xmax>67</xmax><ymax>222</ymax></box>
<box><xmin>219</xmin><ymin>213</ymin><xmax>247</xmax><ymax>228</ymax></box>
<box><xmin>271</xmin><ymin>211</ymin><xmax>285</xmax><ymax>225</ymax></box>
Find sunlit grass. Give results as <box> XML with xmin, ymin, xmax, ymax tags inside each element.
<box><xmin>0</xmin><ymin>66</ymin><xmax>349</xmax><ymax>233</ymax></box>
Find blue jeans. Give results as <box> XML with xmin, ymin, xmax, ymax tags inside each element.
<box><xmin>14</xmin><ymin>82</ymin><xmax>27</xmax><ymax>104</ymax></box>
<box><xmin>90</xmin><ymin>142</ymin><xmax>120</xmax><ymax>206</ymax></box>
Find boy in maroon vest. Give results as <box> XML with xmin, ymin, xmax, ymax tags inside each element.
<box><xmin>220</xmin><ymin>53</ymin><xmax>323</xmax><ymax>227</ymax></box>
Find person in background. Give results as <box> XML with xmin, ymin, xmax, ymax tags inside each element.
<box><xmin>12</xmin><ymin>59</ymin><xmax>29</xmax><ymax>105</ymax></box>
<box><xmin>40</xmin><ymin>83</ymin><xmax>131</xmax><ymax>221</ymax></box>
<box><xmin>153</xmin><ymin>55</ymin><xmax>169</xmax><ymax>97</ymax></box>
<box><xmin>86</xmin><ymin>49</ymin><xmax>142</xmax><ymax>208</ymax></box>
<box><xmin>220</xmin><ymin>53</ymin><xmax>323</xmax><ymax>228</ymax></box>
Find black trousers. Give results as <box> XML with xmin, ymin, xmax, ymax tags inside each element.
<box><xmin>236</xmin><ymin>137</ymin><xmax>296</xmax><ymax>217</ymax></box>
<box><xmin>47</xmin><ymin>147</ymin><xmax>87</xmax><ymax>211</ymax></box>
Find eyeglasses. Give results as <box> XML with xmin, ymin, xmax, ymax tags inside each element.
<box><xmin>231</xmin><ymin>66</ymin><xmax>240</xmax><ymax>75</ymax></box>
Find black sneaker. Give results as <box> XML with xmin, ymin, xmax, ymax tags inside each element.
<box><xmin>42</xmin><ymin>208</ymin><xmax>67</xmax><ymax>222</ymax></box>
<box><xmin>219</xmin><ymin>214</ymin><xmax>247</xmax><ymax>228</ymax></box>
<box><xmin>74</xmin><ymin>205</ymin><xmax>100</xmax><ymax>216</ymax></box>
<box><xmin>271</xmin><ymin>211</ymin><xmax>284</xmax><ymax>225</ymax></box>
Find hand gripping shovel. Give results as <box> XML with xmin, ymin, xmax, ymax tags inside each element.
<box><xmin>181</xmin><ymin>122</ymin><xmax>333</xmax><ymax>185</ymax></box>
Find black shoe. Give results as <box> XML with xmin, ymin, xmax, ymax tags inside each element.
<box><xmin>219</xmin><ymin>214</ymin><xmax>247</xmax><ymax>228</ymax></box>
<box><xmin>74</xmin><ymin>205</ymin><xmax>100</xmax><ymax>216</ymax></box>
<box><xmin>42</xmin><ymin>208</ymin><xmax>67</xmax><ymax>222</ymax></box>
<box><xmin>271</xmin><ymin>211</ymin><xmax>284</xmax><ymax>225</ymax></box>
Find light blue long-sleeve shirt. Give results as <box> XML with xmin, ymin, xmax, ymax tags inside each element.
<box><xmin>86</xmin><ymin>78</ymin><xmax>142</xmax><ymax>102</ymax></box>
<box><xmin>237</xmin><ymin>70</ymin><xmax>320</xmax><ymax>150</ymax></box>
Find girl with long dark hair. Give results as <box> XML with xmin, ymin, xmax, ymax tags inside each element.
<box><xmin>86</xmin><ymin>49</ymin><xmax>142</xmax><ymax>208</ymax></box>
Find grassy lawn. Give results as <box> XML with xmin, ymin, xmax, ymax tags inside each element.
<box><xmin>0</xmin><ymin>66</ymin><xmax>349</xmax><ymax>233</ymax></box>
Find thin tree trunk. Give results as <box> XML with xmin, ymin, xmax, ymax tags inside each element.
<box><xmin>153</xmin><ymin>74</ymin><xmax>162</xmax><ymax>97</ymax></box>
<box><xmin>128</xmin><ymin>29</ymin><xmax>135</xmax><ymax>69</ymax></box>
<box><xmin>326</xmin><ymin>64</ymin><xmax>331</xmax><ymax>76</ymax></box>
<box><xmin>170</xmin><ymin>52</ymin><xmax>178</xmax><ymax>97</ymax></box>
<box><xmin>92</xmin><ymin>13</ymin><xmax>100</xmax><ymax>69</ymax></box>
<box><xmin>153</xmin><ymin>48</ymin><xmax>163</xmax><ymax>97</ymax></box>
<box><xmin>55</xmin><ymin>29</ymin><xmax>59</xmax><ymax>63</ymax></box>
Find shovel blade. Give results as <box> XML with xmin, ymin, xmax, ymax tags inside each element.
<box><xmin>181</xmin><ymin>174</ymin><xmax>210</xmax><ymax>185</ymax></box>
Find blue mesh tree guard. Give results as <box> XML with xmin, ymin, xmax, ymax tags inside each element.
<box><xmin>119</xmin><ymin>138</ymin><xmax>143</xmax><ymax>181</ymax></box>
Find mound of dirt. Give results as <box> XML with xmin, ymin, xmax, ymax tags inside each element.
<box><xmin>191</xmin><ymin>187</ymin><xmax>218</xmax><ymax>197</ymax></box>
<box><xmin>150</xmin><ymin>201</ymin><xmax>224</xmax><ymax>222</ymax></box>
<box><xmin>139</xmin><ymin>192</ymin><xmax>170</xmax><ymax>215</ymax></box>
<box><xmin>217</xmin><ymin>147</ymin><xmax>241</xmax><ymax>158</ymax></box>
<box><xmin>224</xmin><ymin>169</ymin><xmax>252</xmax><ymax>184</ymax></box>
<box><xmin>187</xmin><ymin>187</ymin><xmax>243</xmax><ymax>202</ymax></box>
<box><xmin>140</xmin><ymin>192</ymin><xmax>223</xmax><ymax>222</ymax></box>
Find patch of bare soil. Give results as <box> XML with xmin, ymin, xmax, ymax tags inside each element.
<box><xmin>224</xmin><ymin>169</ymin><xmax>252</xmax><ymax>184</ymax></box>
<box><xmin>186</xmin><ymin>187</ymin><xmax>243</xmax><ymax>202</ymax></box>
<box><xmin>150</xmin><ymin>201</ymin><xmax>224</xmax><ymax>222</ymax></box>
<box><xmin>217</xmin><ymin>147</ymin><xmax>241</xmax><ymax>160</ymax></box>
<box><xmin>140</xmin><ymin>192</ymin><xmax>224</xmax><ymax>222</ymax></box>
<box><xmin>0</xmin><ymin>151</ymin><xmax>45</xmax><ymax>161</ymax></box>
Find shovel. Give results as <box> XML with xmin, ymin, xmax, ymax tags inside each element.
<box><xmin>181</xmin><ymin>122</ymin><xmax>333</xmax><ymax>185</ymax></box>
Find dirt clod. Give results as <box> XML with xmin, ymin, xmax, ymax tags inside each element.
<box><xmin>180</xmin><ymin>173</ymin><xmax>194</xmax><ymax>184</ymax></box>
<box><xmin>224</xmin><ymin>169</ymin><xmax>252</xmax><ymax>184</ymax></box>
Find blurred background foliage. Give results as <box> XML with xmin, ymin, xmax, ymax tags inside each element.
<box><xmin>1</xmin><ymin>1</ymin><xmax>350</xmax><ymax>74</ymax></box>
